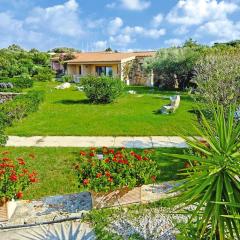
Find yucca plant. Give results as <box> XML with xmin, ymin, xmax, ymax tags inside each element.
<box><xmin>165</xmin><ymin>105</ymin><xmax>240</xmax><ymax>239</ymax></box>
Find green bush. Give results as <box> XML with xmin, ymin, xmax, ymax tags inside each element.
<box><xmin>0</xmin><ymin>113</ymin><xmax>7</xmax><ymax>146</ymax></box>
<box><xmin>80</xmin><ymin>75</ymin><xmax>124</xmax><ymax>104</ymax></box>
<box><xmin>32</xmin><ymin>67</ymin><xmax>55</xmax><ymax>82</ymax></box>
<box><xmin>0</xmin><ymin>91</ymin><xmax>44</xmax><ymax>126</ymax></box>
<box><xmin>0</xmin><ymin>74</ymin><xmax>33</xmax><ymax>90</ymax></box>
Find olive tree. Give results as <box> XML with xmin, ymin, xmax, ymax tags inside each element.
<box><xmin>194</xmin><ymin>52</ymin><xmax>240</xmax><ymax>107</ymax></box>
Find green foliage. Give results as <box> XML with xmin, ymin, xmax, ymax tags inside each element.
<box><xmin>0</xmin><ymin>74</ymin><xmax>33</xmax><ymax>90</ymax></box>
<box><xmin>75</xmin><ymin>148</ymin><xmax>159</xmax><ymax>192</ymax></box>
<box><xmin>0</xmin><ymin>151</ymin><xmax>38</xmax><ymax>201</ymax></box>
<box><xmin>61</xmin><ymin>75</ymin><xmax>73</xmax><ymax>82</ymax></box>
<box><xmin>165</xmin><ymin>106</ymin><xmax>240</xmax><ymax>239</ymax></box>
<box><xmin>50</xmin><ymin>47</ymin><xmax>81</xmax><ymax>53</ymax></box>
<box><xmin>0</xmin><ymin>113</ymin><xmax>7</xmax><ymax>146</ymax></box>
<box><xmin>80</xmin><ymin>75</ymin><xmax>124</xmax><ymax>104</ymax></box>
<box><xmin>144</xmin><ymin>47</ymin><xmax>202</xmax><ymax>90</ymax></box>
<box><xmin>32</xmin><ymin>67</ymin><xmax>55</xmax><ymax>82</ymax></box>
<box><xmin>0</xmin><ymin>91</ymin><xmax>44</xmax><ymax>126</ymax></box>
<box><xmin>194</xmin><ymin>52</ymin><xmax>240</xmax><ymax>107</ymax></box>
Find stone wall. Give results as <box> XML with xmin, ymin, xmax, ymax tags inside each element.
<box><xmin>0</xmin><ymin>92</ymin><xmax>21</xmax><ymax>104</ymax></box>
<box><xmin>129</xmin><ymin>57</ymin><xmax>154</xmax><ymax>86</ymax></box>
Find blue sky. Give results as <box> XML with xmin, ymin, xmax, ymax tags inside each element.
<box><xmin>0</xmin><ymin>0</ymin><xmax>240</xmax><ymax>51</ymax></box>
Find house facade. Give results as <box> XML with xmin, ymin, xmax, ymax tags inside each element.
<box><xmin>51</xmin><ymin>51</ymin><xmax>156</xmax><ymax>86</ymax></box>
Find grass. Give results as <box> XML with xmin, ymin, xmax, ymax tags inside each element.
<box><xmin>6</xmin><ymin>82</ymin><xmax>198</xmax><ymax>136</ymax></box>
<box><xmin>0</xmin><ymin>147</ymin><xmax>185</xmax><ymax>200</ymax></box>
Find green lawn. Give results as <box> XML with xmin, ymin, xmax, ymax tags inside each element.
<box><xmin>0</xmin><ymin>147</ymin><xmax>184</xmax><ymax>200</ymax></box>
<box><xmin>6</xmin><ymin>82</ymin><xmax>198</xmax><ymax>136</ymax></box>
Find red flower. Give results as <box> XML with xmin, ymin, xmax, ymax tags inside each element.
<box><xmin>108</xmin><ymin>149</ymin><xmax>115</xmax><ymax>154</ymax></box>
<box><xmin>135</xmin><ymin>154</ymin><xmax>142</xmax><ymax>161</ymax></box>
<box><xmin>105</xmin><ymin>171</ymin><xmax>111</xmax><ymax>177</ymax></box>
<box><xmin>151</xmin><ymin>175</ymin><xmax>157</xmax><ymax>182</ymax></box>
<box><xmin>18</xmin><ymin>160</ymin><xmax>25</xmax><ymax>165</ymax></box>
<box><xmin>89</xmin><ymin>152</ymin><xmax>95</xmax><ymax>157</ymax></box>
<box><xmin>22</xmin><ymin>169</ymin><xmax>29</xmax><ymax>174</ymax></box>
<box><xmin>104</xmin><ymin>158</ymin><xmax>110</xmax><ymax>163</ymax></box>
<box><xmin>16</xmin><ymin>191</ymin><xmax>23</xmax><ymax>199</ymax></box>
<box><xmin>96</xmin><ymin>173</ymin><xmax>102</xmax><ymax>178</ymax></box>
<box><xmin>29</xmin><ymin>177</ymin><xmax>37</xmax><ymax>183</ymax></box>
<box><xmin>80</xmin><ymin>151</ymin><xmax>86</xmax><ymax>156</ymax></box>
<box><xmin>102</xmin><ymin>147</ymin><xmax>109</xmax><ymax>154</ymax></box>
<box><xmin>83</xmin><ymin>179</ymin><xmax>90</xmax><ymax>185</ymax></box>
<box><xmin>2</xmin><ymin>157</ymin><xmax>10</xmax><ymax>162</ymax></box>
<box><xmin>143</xmin><ymin>157</ymin><xmax>149</xmax><ymax>161</ymax></box>
<box><xmin>107</xmin><ymin>177</ymin><xmax>113</xmax><ymax>182</ymax></box>
<box><xmin>10</xmin><ymin>174</ymin><xmax>18</xmax><ymax>182</ymax></box>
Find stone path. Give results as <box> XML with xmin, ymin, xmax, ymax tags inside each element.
<box><xmin>0</xmin><ymin>183</ymin><xmax>176</xmax><ymax>239</ymax></box>
<box><xmin>6</xmin><ymin>136</ymin><xmax>188</xmax><ymax>148</ymax></box>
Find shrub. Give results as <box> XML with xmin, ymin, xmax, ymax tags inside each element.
<box><xmin>194</xmin><ymin>52</ymin><xmax>240</xmax><ymax>107</ymax></box>
<box><xmin>74</xmin><ymin>148</ymin><xmax>159</xmax><ymax>192</ymax></box>
<box><xmin>80</xmin><ymin>75</ymin><xmax>124</xmax><ymax>104</ymax></box>
<box><xmin>33</xmin><ymin>67</ymin><xmax>55</xmax><ymax>82</ymax></box>
<box><xmin>61</xmin><ymin>75</ymin><xmax>73</xmax><ymax>82</ymax></box>
<box><xmin>0</xmin><ymin>91</ymin><xmax>44</xmax><ymax>126</ymax></box>
<box><xmin>0</xmin><ymin>113</ymin><xmax>7</xmax><ymax>146</ymax></box>
<box><xmin>0</xmin><ymin>74</ymin><xmax>33</xmax><ymax>90</ymax></box>
<box><xmin>0</xmin><ymin>151</ymin><xmax>38</xmax><ymax>201</ymax></box>
<box><xmin>165</xmin><ymin>105</ymin><xmax>240</xmax><ymax>239</ymax></box>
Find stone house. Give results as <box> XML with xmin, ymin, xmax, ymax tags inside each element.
<box><xmin>51</xmin><ymin>51</ymin><xmax>156</xmax><ymax>86</ymax></box>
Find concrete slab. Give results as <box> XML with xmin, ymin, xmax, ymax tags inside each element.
<box><xmin>133</xmin><ymin>137</ymin><xmax>153</xmax><ymax>149</ymax></box>
<box><xmin>6</xmin><ymin>136</ymin><xmax>189</xmax><ymax>148</ymax></box>
<box><xmin>6</xmin><ymin>136</ymin><xmax>43</xmax><ymax>147</ymax></box>
<box><xmin>152</xmin><ymin>136</ymin><xmax>187</xmax><ymax>148</ymax></box>
<box><xmin>0</xmin><ymin>222</ymin><xmax>95</xmax><ymax>240</ymax></box>
<box><xmin>114</xmin><ymin>137</ymin><xmax>135</xmax><ymax>148</ymax></box>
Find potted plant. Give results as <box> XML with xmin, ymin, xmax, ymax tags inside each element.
<box><xmin>0</xmin><ymin>151</ymin><xmax>38</xmax><ymax>222</ymax></box>
<box><xmin>74</xmin><ymin>147</ymin><xmax>159</xmax><ymax>208</ymax></box>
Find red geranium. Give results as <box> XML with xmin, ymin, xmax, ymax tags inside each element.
<box><xmin>16</xmin><ymin>191</ymin><xmax>23</xmax><ymax>199</ymax></box>
<box><xmin>10</xmin><ymin>174</ymin><xmax>18</xmax><ymax>182</ymax></box>
<box><xmin>83</xmin><ymin>179</ymin><xmax>90</xmax><ymax>185</ymax></box>
<box><xmin>105</xmin><ymin>171</ymin><xmax>111</xmax><ymax>177</ymax></box>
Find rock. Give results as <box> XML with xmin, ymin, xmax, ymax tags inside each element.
<box><xmin>55</xmin><ymin>82</ymin><xmax>71</xmax><ymax>90</ymax></box>
<box><xmin>128</xmin><ymin>90</ymin><xmax>136</xmax><ymax>95</ymax></box>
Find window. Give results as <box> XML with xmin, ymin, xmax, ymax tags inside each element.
<box><xmin>96</xmin><ymin>66</ymin><xmax>113</xmax><ymax>76</ymax></box>
<box><xmin>79</xmin><ymin>66</ymin><xmax>82</xmax><ymax>75</ymax></box>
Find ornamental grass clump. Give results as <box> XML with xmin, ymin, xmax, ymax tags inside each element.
<box><xmin>74</xmin><ymin>148</ymin><xmax>159</xmax><ymax>192</ymax></box>
<box><xmin>165</xmin><ymin>105</ymin><xmax>240</xmax><ymax>239</ymax></box>
<box><xmin>0</xmin><ymin>151</ymin><xmax>38</xmax><ymax>203</ymax></box>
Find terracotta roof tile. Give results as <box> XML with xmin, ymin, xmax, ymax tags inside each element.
<box><xmin>65</xmin><ymin>51</ymin><xmax>156</xmax><ymax>63</ymax></box>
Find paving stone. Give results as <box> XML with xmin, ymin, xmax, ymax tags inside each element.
<box><xmin>141</xmin><ymin>183</ymin><xmax>176</xmax><ymax>203</ymax></box>
<box><xmin>92</xmin><ymin>187</ymin><xmax>141</xmax><ymax>209</ymax></box>
<box><xmin>6</xmin><ymin>136</ymin><xmax>189</xmax><ymax>148</ymax></box>
<box><xmin>114</xmin><ymin>137</ymin><xmax>135</xmax><ymax>148</ymax></box>
<box><xmin>1</xmin><ymin>192</ymin><xmax>92</xmax><ymax>227</ymax></box>
<box><xmin>6</xmin><ymin>136</ymin><xmax>43</xmax><ymax>147</ymax></box>
<box><xmin>0</xmin><ymin>221</ymin><xmax>95</xmax><ymax>240</ymax></box>
<box><xmin>152</xmin><ymin>136</ymin><xmax>187</xmax><ymax>148</ymax></box>
<box><xmin>133</xmin><ymin>137</ymin><xmax>153</xmax><ymax>148</ymax></box>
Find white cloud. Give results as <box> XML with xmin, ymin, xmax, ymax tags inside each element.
<box><xmin>93</xmin><ymin>41</ymin><xmax>107</xmax><ymax>50</ymax></box>
<box><xmin>196</xmin><ymin>19</ymin><xmax>240</xmax><ymax>41</ymax></box>
<box><xmin>121</xmin><ymin>0</ymin><xmax>151</xmax><ymax>11</ymax></box>
<box><xmin>25</xmin><ymin>0</ymin><xmax>83</xmax><ymax>37</ymax></box>
<box><xmin>107</xmin><ymin>17</ymin><xmax>123</xmax><ymax>35</ymax></box>
<box><xmin>107</xmin><ymin>0</ymin><xmax>150</xmax><ymax>11</ymax></box>
<box><xmin>167</xmin><ymin>0</ymin><xmax>239</xmax><ymax>26</ymax></box>
<box><xmin>152</xmin><ymin>14</ymin><xmax>163</xmax><ymax>28</ymax></box>
<box><xmin>164</xmin><ymin>38</ymin><xmax>183</xmax><ymax>47</ymax></box>
<box><xmin>123</xmin><ymin>26</ymin><xmax>166</xmax><ymax>39</ymax></box>
<box><xmin>110</xmin><ymin>34</ymin><xmax>134</xmax><ymax>46</ymax></box>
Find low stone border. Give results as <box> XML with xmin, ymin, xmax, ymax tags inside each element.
<box><xmin>0</xmin><ymin>182</ymin><xmax>176</xmax><ymax>228</ymax></box>
<box><xmin>0</xmin><ymin>92</ymin><xmax>22</xmax><ymax>104</ymax></box>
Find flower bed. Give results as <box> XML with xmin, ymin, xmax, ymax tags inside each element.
<box><xmin>75</xmin><ymin>148</ymin><xmax>160</xmax><ymax>192</ymax></box>
<box><xmin>0</xmin><ymin>151</ymin><xmax>38</xmax><ymax>202</ymax></box>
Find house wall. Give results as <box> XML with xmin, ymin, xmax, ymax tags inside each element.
<box><xmin>67</xmin><ymin>63</ymin><xmax>120</xmax><ymax>77</ymax></box>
